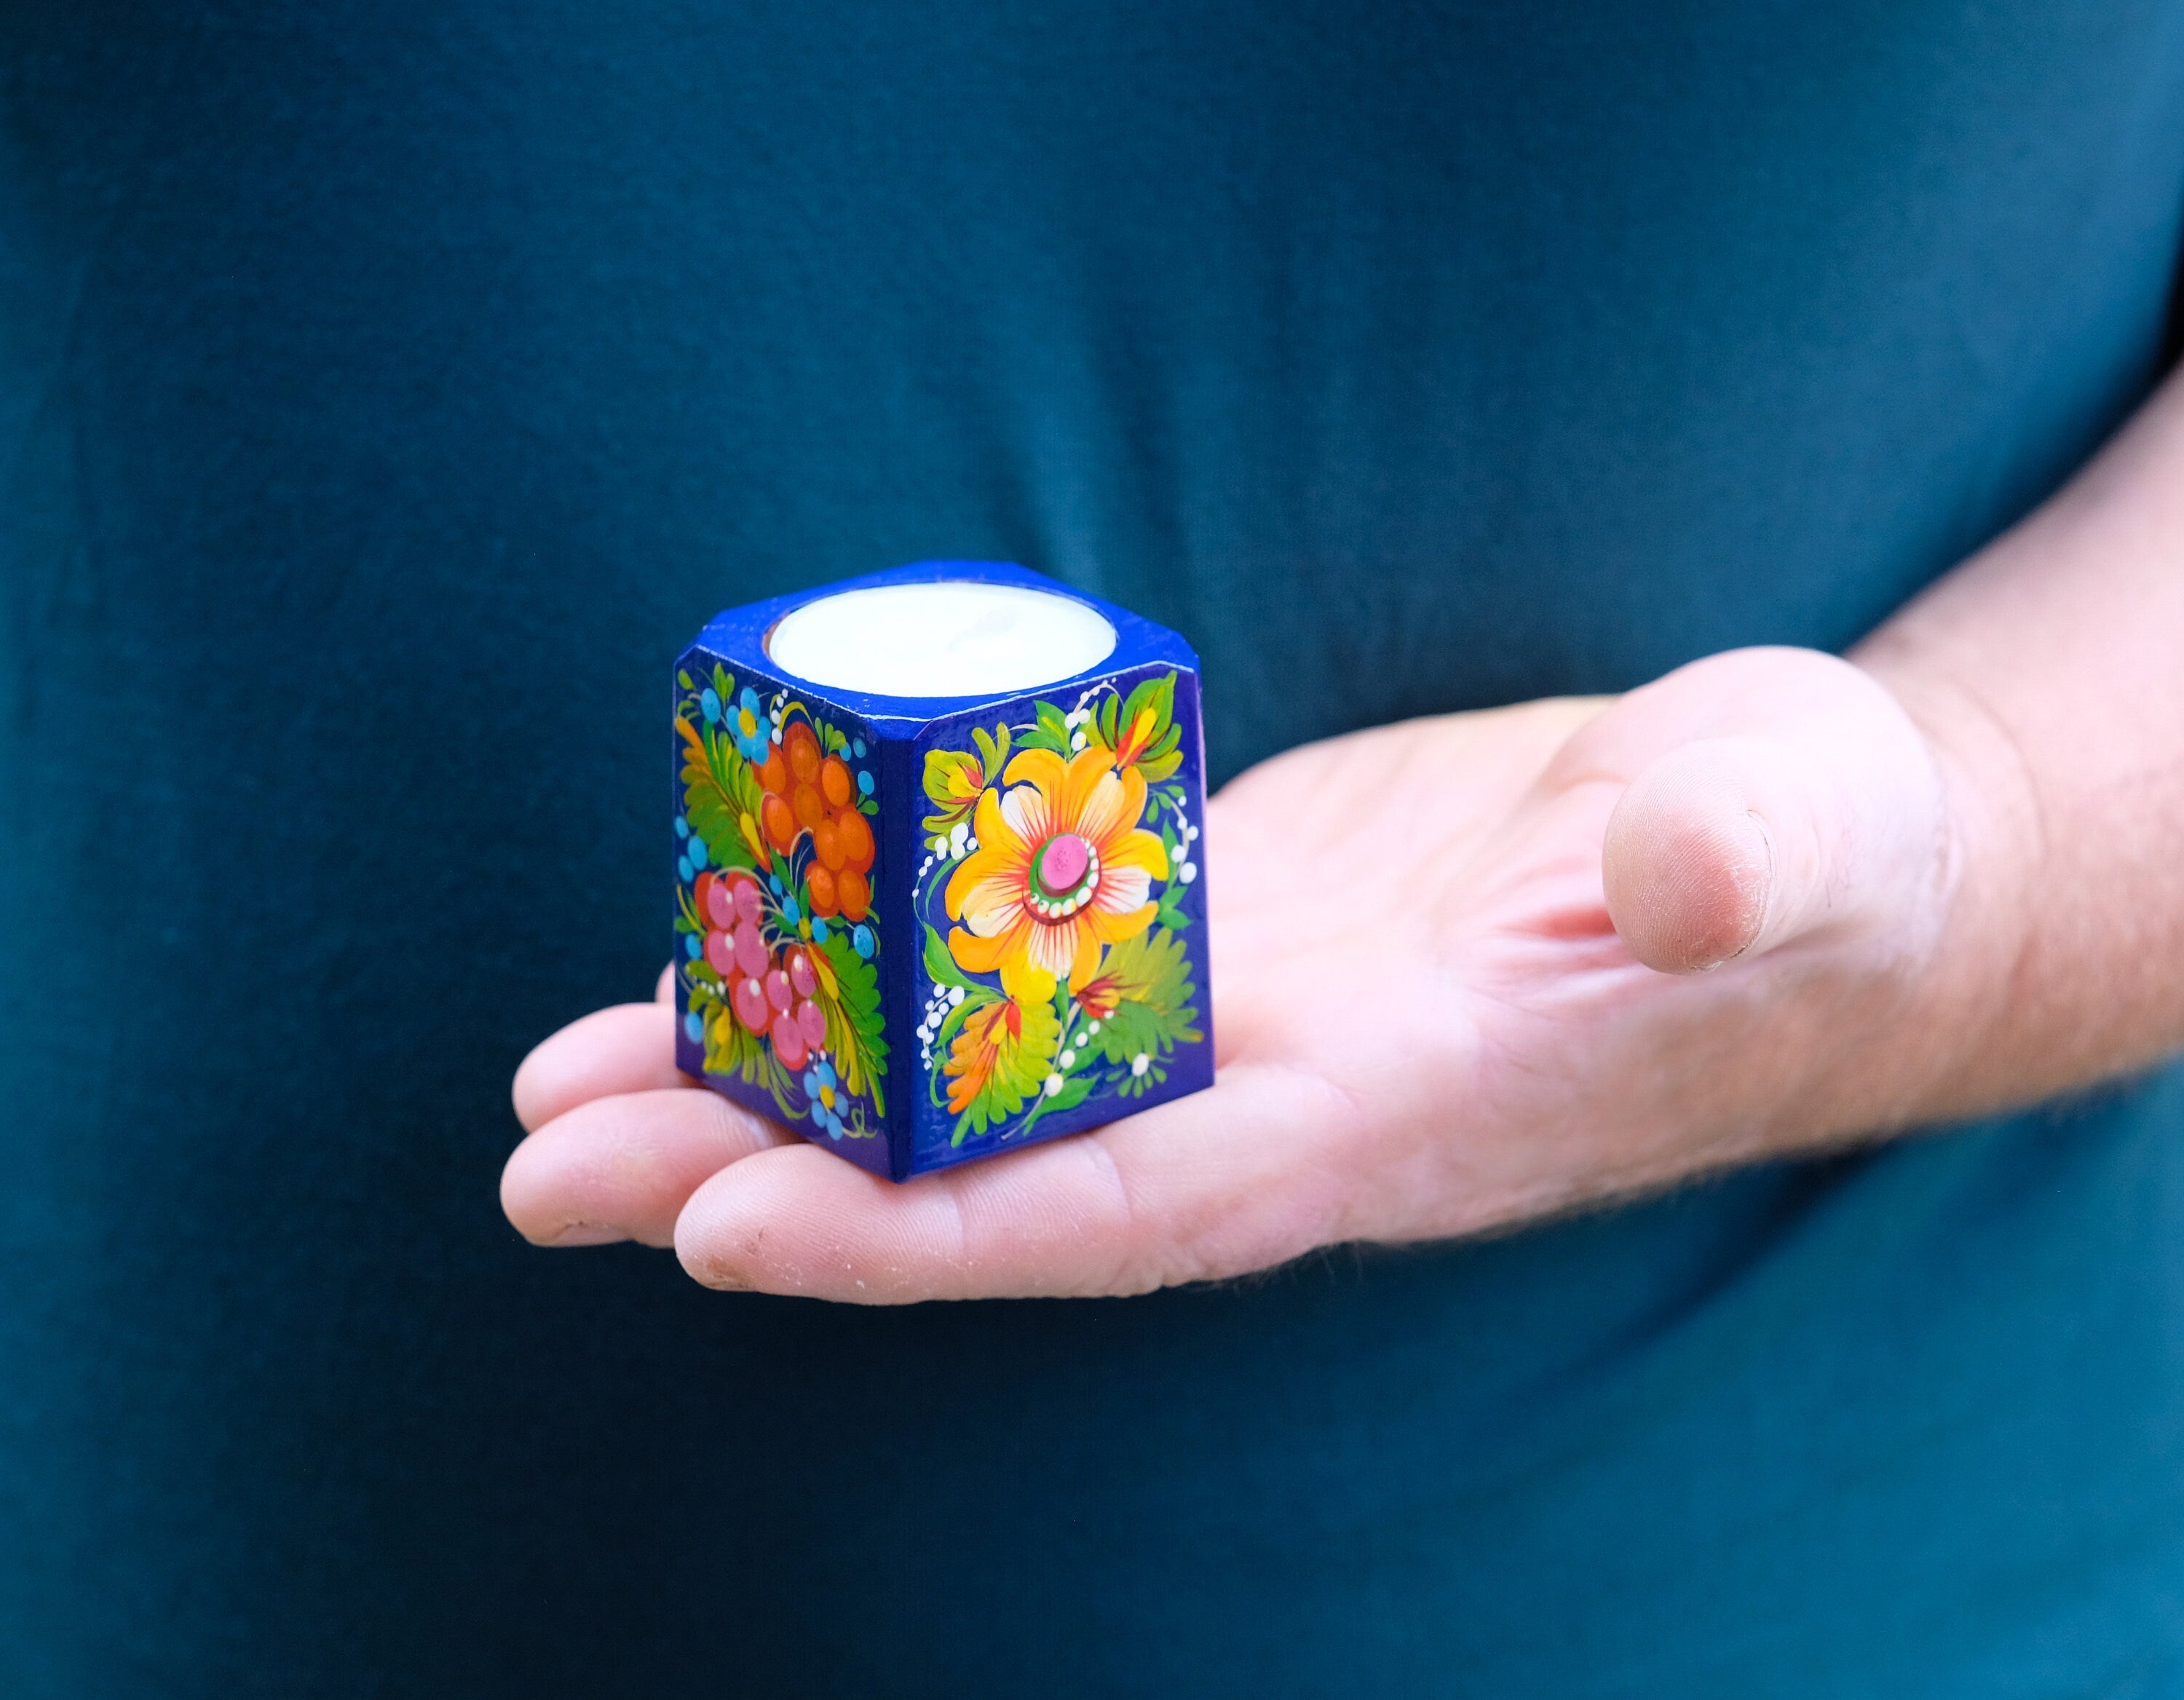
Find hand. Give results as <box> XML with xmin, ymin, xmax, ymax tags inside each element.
<box><xmin>502</xmin><ymin>644</ymin><xmax>2026</xmax><ymax>1301</ymax></box>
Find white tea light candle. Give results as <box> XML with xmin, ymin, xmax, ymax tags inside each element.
<box><xmin>766</xmin><ymin>580</ymin><xmax>1118</xmax><ymax>698</ymax></box>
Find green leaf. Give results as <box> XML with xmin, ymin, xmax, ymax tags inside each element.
<box><xmin>1132</xmin><ymin>716</ymin><xmax>1186</xmax><ymax>783</ymax></box>
<box><xmin>1018</xmin><ymin>1072</ymin><xmax>1093</xmax><ymax>1134</ymax></box>
<box><xmin>1088</xmin><ymin>928</ymin><xmax>1203</xmax><ymax>1065</ymax></box>
<box><xmin>1017</xmin><ymin>700</ymin><xmax>1073</xmax><ymax>755</ymax></box>
<box><xmin>1083</xmin><ymin>672</ymin><xmax>1182</xmax><ymax>775</ymax></box>
<box><xmin>1113</xmin><ymin>671</ymin><xmax>1176</xmax><ymax>752</ymax></box>
<box><xmin>1093</xmin><ymin>997</ymin><xmax>1165</xmax><ymax>1063</ymax></box>
<box><xmin>970</xmin><ymin>722</ymin><xmax>1010</xmax><ymax>777</ymax></box>
<box><xmin>922</xmin><ymin>746</ymin><xmax>985</xmax><ymax>834</ymax></box>
<box><xmin>1117</xmin><ymin>1057</ymin><xmax>1169</xmax><ymax>1099</ymax></box>
<box><xmin>678</xmin><ymin>719</ymin><xmax>762</xmax><ymax>872</ymax></box>
<box><xmin>678</xmin><ymin>668</ymin><xmax>695</xmax><ymax>689</ymax></box>
<box><xmin>923</xmin><ymin>923</ymin><xmax>973</xmax><ymax>991</ymax></box>
<box><xmin>822</xmin><ymin>723</ymin><xmax>850</xmax><ymax>755</ymax></box>
<box><xmin>817</xmin><ymin>928</ymin><xmax>889</xmax><ymax>1115</ymax></box>
<box><xmin>1116</xmin><ymin>672</ymin><xmax>1158</xmax><ymax>732</ymax></box>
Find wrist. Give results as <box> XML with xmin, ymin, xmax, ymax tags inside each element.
<box><xmin>1853</xmin><ymin>647</ymin><xmax>2049</xmax><ymax>1125</ymax></box>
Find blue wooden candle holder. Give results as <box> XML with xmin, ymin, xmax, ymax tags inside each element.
<box><xmin>672</xmin><ymin>561</ymin><xmax>1213</xmax><ymax>1180</ymax></box>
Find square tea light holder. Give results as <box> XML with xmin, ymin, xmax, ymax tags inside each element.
<box><xmin>671</xmin><ymin>560</ymin><xmax>1213</xmax><ymax>1181</ymax></box>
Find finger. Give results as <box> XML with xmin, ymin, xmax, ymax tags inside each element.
<box><xmin>1600</xmin><ymin>656</ymin><xmax>1948</xmax><ymax>973</ymax></box>
<box><xmin>672</xmin><ymin>1061</ymin><xmax>1358</xmax><ymax>1302</ymax></box>
<box><xmin>1601</xmin><ymin>738</ymin><xmax>1781</xmax><ymax>970</ymax></box>
<box><xmin>501</xmin><ymin>1086</ymin><xmax>790</xmax><ymax>1248</ymax></box>
<box><xmin>656</xmin><ymin>962</ymin><xmax>675</xmax><ymax>1004</ymax></box>
<box><xmin>512</xmin><ymin>1000</ymin><xmax>689</xmax><ymax>1132</ymax></box>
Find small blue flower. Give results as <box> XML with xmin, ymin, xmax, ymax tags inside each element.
<box><xmin>856</xmin><ymin>770</ymin><xmax>874</xmax><ymax>796</ymax></box>
<box><xmin>676</xmin><ymin>855</ymin><xmax>694</xmax><ymax>884</ymax></box>
<box><xmin>732</xmin><ymin>687</ymin><xmax>773</xmax><ymax>762</ymax></box>
<box><xmin>851</xmin><ymin>738</ymin><xmax>866</xmax><ymax>758</ymax></box>
<box><xmin>780</xmin><ymin>896</ymin><xmax>801</xmax><ymax>924</ymax></box>
<box><xmin>852</xmin><ymin>923</ymin><xmax>874</xmax><ymax>960</ymax></box>
<box><xmin>769</xmin><ymin>874</ymin><xmax>785</xmax><ymax>897</ymax></box>
<box><xmin>687</xmin><ymin>834</ymin><xmax>708</xmax><ymax>869</ymax></box>
<box><xmin>803</xmin><ymin>1059</ymin><xmax>842</xmax><ymax>1137</ymax></box>
<box><xmin>700</xmin><ymin>687</ymin><xmax>722</xmax><ymax>725</ymax></box>
<box><xmin>684</xmin><ymin>1011</ymin><xmax>703</xmax><ymax>1043</ymax></box>
<box><xmin>675</xmin><ymin>815</ymin><xmax>690</xmax><ymax>840</ymax></box>
<box><xmin>684</xmin><ymin>933</ymin><xmax>703</xmax><ymax>958</ymax></box>
<box><xmin>811</xmin><ymin>917</ymin><xmax>829</xmax><ymax>943</ymax></box>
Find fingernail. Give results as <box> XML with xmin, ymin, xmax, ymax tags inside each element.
<box><xmin>679</xmin><ymin>1249</ymin><xmax>753</xmax><ymax>1289</ymax></box>
<box><xmin>545</xmin><ymin>1221</ymin><xmax>625</xmax><ymax>1247</ymax></box>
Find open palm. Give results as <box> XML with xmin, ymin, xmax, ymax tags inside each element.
<box><xmin>504</xmin><ymin>647</ymin><xmax>1967</xmax><ymax>1301</ymax></box>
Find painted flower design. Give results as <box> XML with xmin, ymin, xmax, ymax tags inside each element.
<box><xmin>943</xmin><ymin>995</ymin><xmax>1059</xmax><ymax>1117</ymax></box>
<box><xmin>676</xmin><ymin>657</ymin><xmax>888</xmax><ymax>1136</ymax></box>
<box><xmin>922</xmin><ymin>748</ymin><xmax>986</xmax><ymax>834</ymax></box>
<box><xmin>804</xmin><ymin>1057</ymin><xmax>844</xmax><ymax>1138</ymax></box>
<box><xmin>731</xmin><ymin>686</ymin><xmax>774</xmax><ymax>763</ymax></box>
<box><xmin>945</xmin><ymin>747</ymin><xmax>1168</xmax><ymax>1003</ymax></box>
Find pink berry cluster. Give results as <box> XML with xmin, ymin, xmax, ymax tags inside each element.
<box><xmin>696</xmin><ymin>869</ymin><xmax>831</xmax><ymax>1072</ymax></box>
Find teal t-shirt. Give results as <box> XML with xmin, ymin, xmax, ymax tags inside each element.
<box><xmin>5</xmin><ymin>3</ymin><xmax>2184</xmax><ymax>1693</ymax></box>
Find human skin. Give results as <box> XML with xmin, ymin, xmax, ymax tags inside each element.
<box><xmin>502</xmin><ymin>365</ymin><xmax>2184</xmax><ymax>1302</ymax></box>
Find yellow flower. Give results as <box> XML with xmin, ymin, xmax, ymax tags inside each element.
<box><xmin>946</xmin><ymin>747</ymin><xmax>1169</xmax><ymax>1003</ymax></box>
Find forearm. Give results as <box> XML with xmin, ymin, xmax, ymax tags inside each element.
<box><xmin>1857</xmin><ymin>364</ymin><xmax>2184</xmax><ymax>1118</ymax></box>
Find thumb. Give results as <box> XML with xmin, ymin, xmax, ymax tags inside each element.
<box><xmin>1599</xmin><ymin>657</ymin><xmax>1950</xmax><ymax>974</ymax></box>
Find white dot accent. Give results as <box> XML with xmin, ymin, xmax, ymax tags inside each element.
<box><xmin>1131</xmin><ymin>1053</ymin><xmax>1150</xmax><ymax>1076</ymax></box>
<box><xmin>1043</xmin><ymin>1074</ymin><xmax>1064</xmax><ymax>1096</ymax></box>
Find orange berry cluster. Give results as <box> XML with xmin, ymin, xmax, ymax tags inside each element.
<box><xmin>758</xmin><ymin>719</ymin><xmax>874</xmax><ymax>921</ymax></box>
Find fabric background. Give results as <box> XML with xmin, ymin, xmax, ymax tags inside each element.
<box><xmin>4</xmin><ymin>2</ymin><xmax>2184</xmax><ymax>1693</ymax></box>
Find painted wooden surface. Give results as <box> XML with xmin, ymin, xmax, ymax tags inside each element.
<box><xmin>673</xmin><ymin>561</ymin><xmax>1213</xmax><ymax>1179</ymax></box>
